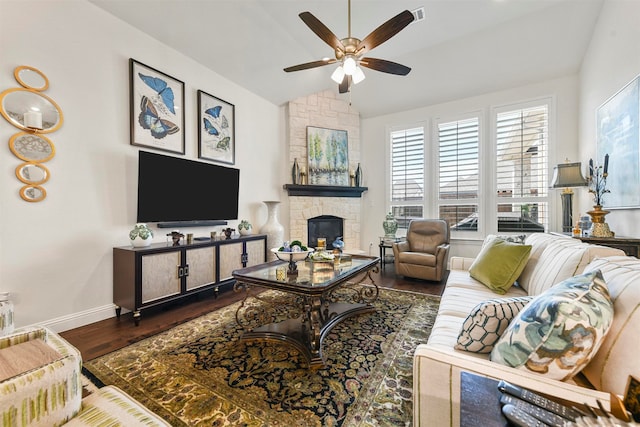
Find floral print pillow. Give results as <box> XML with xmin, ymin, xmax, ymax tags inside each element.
<box><xmin>490</xmin><ymin>270</ymin><xmax>613</xmax><ymax>380</ymax></box>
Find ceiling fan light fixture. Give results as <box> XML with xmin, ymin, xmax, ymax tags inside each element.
<box><xmin>352</xmin><ymin>66</ymin><xmax>366</xmax><ymax>84</ymax></box>
<box><xmin>331</xmin><ymin>66</ymin><xmax>345</xmax><ymax>84</ymax></box>
<box><xmin>343</xmin><ymin>56</ymin><xmax>357</xmax><ymax>75</ymax></box>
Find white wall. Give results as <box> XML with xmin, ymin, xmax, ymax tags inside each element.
<box><xmin>361</xmin><ymin>76</ymin><xmax>580</xmax><ymax>258</ymax></box>
<box><xmin>578</xmin><ymin>0</ymin><xmax>640</xmax><ymax>238</ymax></box>
<box><xmin>0</xmin><ymin>0</ymin><xmax>286</xmax><ymax>330</ymax></box>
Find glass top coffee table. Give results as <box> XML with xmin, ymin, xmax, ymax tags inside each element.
<box><xmin>232</xmin><ymin>255</ymin><xmax>380</xmax><ymax>367</ymax></box>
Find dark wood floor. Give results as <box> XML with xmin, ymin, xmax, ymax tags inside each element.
<box><xmin>60</xmin><ymin>262</ymin><xmax>446</xmax><ymax>361</ymax></box>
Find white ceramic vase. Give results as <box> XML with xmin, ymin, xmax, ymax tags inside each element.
<box><xmin>260</xmin><ymin>201</ymin><xmax>284</xmax><ymax>260</ymax></box>
<box><xmin>129</xmin><ymin>223</ymin><xmax>154</xmax><ymax>247</ymax></box>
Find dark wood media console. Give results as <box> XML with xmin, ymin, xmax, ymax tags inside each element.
<box><xmin>113</xmin><ymin>234</ymin><xmax>267</xmax><ymax>325</ymax></box>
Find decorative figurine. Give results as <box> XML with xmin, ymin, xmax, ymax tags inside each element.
<box><xmin>222</xmin><ymin>228</ymin><xmax>235</xmax><ymax>239</ymax></box>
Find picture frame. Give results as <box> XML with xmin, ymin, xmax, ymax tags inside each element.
<box><xmin>197</xmin><ymin>90</ymin><xmax>235</xmax><ymax>165</ymax></box>
<box><xmin>129</xmin><ymin>59</ymin><xmax>185</xmax><ymax>154</ymax></box>
<box><xmin>596</xmin><ymin>74</ymin><xmax>640</xmax><ymax>208</ymax></box>
<box><xmin>307</xmin><ymin>126</ymin><xmax>349</xmax><ymax>186</ymax></box>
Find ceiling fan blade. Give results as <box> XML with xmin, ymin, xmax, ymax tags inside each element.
<box><xmin>339</xmin><ymin>75</ymin><xmax>350</xmax><ymax>93</ymax></box>
<box><xmin>284</xmin><ymin>59</ymin><xmax>335</xmax><ymax>72</ymax></box>
<box><xmin>299</xmin><ymin>12</ymin><xmax>345</xmax><ymax>51</ymax></box>
<box><xmin>360</xmin><ymin>57</ymin><xmax>411</xmax><ymax>75</ymax></box>
<box><xmin>356</xmin><ymin>10</ymin><xmax>415</xmax><ymax>55</ymax></box>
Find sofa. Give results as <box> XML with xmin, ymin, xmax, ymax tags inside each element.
<box><xmin>0</xmin><ymin>326</ymin><xmax>170</xmax><ymax>426</ymax></box>
<box><xmin>413</xmin><ymin>232</ymin><xmax>640</xmax><ymax>426</ymax></box>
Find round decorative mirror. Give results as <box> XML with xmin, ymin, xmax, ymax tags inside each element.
<box><xmin>0</xmin><ymin>88</ymin><xmax>63</xmax><ymax>133</ymax></box>
<box><xmin>13</xmin><ymin>66</ymin><xmax>49</xmax><ymax>91</ymax></box>
<box><xmin>19</xmin><ymin>185</ymin><xmax>47</xmax><ymax>203</ymax></box>
<box><xmin>9</xmin><ymin>132</ymin><xmax>55</xmax><ymax>162</ymax></box>
<box><xmin>15</xmin><ymin>162</ymin><xmax>50</xmax><ymax>185</ymax></box>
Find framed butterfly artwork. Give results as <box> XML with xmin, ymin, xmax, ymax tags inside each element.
<box><xmin>129</xmin><ymin>59</ymin><xmax>185</xmax><ymax>154</ymax></box>
<box><xmin>197</xmin><ymin>90</ymin><xmax>235</xmax><ymax>165</ymax></box>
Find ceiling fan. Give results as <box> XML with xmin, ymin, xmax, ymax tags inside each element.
<box><xmin>284</xmin><ymin>0</ymin><xmax>415</xmax><ymax>93</ymax></box>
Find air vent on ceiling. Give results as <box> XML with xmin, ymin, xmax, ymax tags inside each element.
<box><xmin>411</xmin><ymin>7</ymin><xmax>425</xmax><ymax>23</ymax></box>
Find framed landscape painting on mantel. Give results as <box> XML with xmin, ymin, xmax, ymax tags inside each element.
<box><xmin>307</xmin><ymin>126</ymin><xmax>349</xmax><ymax>186</ymax></box>
<box><xmin>197</xmin><ymin>90</ymin><xmax>235</xmax><ymax>165</ymax></box>
<box><xmin>129</xmin><ymin>59</ymin><xmax>185</xmax><ymax>154</ymax></box>
<box><xmin>596</xmin><ymin>74</ymin><xmax>640</xmax><ymax>208</ymax></box>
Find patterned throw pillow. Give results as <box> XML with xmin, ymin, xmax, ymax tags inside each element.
<box><xmin>490</xmin><ymin>270</ymin><xmax>614</xmax><ymax>381</ymax></box>
<box><xmin>455</xmin><ymin>296</ymin><xmax>534</xmax><ymax>353</ymax></box>
<box><xmin>481</xmin><ymin>234</ymin><xmax>527</xmax><ymax>248</ymax></box>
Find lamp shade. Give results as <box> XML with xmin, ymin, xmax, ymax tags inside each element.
<box><xmin>550</xmin><ymin>162</ymin><xmax>588</xmax><ymax>188</ymax></box>
<box><xmin>331</xmin><ymin>66</ymin><xmax>345</xmax><ymax>84</ymax></box>
<box><xmin>352</xmin><ymin>66</ymin><xmax>366</xmax><ymax>84</ymax></box>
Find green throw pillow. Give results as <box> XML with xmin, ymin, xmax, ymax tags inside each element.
<box><xmin>469</xmin><ymin>237</ymin><xmax>532</xmax><ymax>294</ymax></box>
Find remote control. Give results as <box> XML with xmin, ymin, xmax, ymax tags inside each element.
<box><xmin>498</xmin><ymin>380</ymin><xmax>581</xmax><ymax>421</ymax></box>
<box><xmin>502</xmin><ymin>404</ymin><xmax>553</xmax><ymax>427</ymax></box>
<box><xmin>501</xmin><ymin>393</ymin><xmax>567</xmax><ymax>426</ymax></box>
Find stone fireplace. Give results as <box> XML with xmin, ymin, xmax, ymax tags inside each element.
<box><xmin>285</xmin><ymin>90</ymin><xmax>363</xmax><ymax>253</ymax></box>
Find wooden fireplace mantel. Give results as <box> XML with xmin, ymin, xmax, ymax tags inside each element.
<box><xmin>283</xmin><ymin>184</ymin><xmax>368</xmax><ymax>198</ymax></box>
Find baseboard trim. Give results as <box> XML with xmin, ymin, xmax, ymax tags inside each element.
<box><xmin>39</xmin><ymin>304</ymin><xmax>116</xmax><ymax>333</ymax></box>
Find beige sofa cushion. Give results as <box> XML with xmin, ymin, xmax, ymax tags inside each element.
<box><xmin>582</xmin><ymin>256</ymin><xmax>640</xmax><ymax>396</ymax></box>
<box><xmin>518</xmin><ymin>233</ymin><xmax>565</xmax><ymax>291</ymax></box>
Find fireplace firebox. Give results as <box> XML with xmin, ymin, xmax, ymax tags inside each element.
<box><xmin>307</xmin><ymin>215</ymin><xmax>344</xmax><ymax>249</ymax></box>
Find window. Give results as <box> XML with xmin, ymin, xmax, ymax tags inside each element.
<box><xmin>495</xmin><ymin>103</ymin><xmax>549</xmax><ymax>233</ymax></box>
<box><xmin>390</xmin><ymin>127</ymin><xmax>424</xmax><ymax>229</ymax></box>
<box><xmin>437</xmin><ymin>117</ymin><xmax>480</xmax><ymax>231</ymax></box>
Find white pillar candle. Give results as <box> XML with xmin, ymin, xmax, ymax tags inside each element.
<box><xmin>24</xmin><ymin>111</ymin><xmax>43</xmax><ymax>129</ymax></box>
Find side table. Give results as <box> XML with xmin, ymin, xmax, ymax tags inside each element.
<box><xmin>378</xmin><ymin>237</ymin><xmax>404</xmax><ymax>270</ymax></box>
<box><xmin>573</xmin><ymin>235</ymin><xmax>640</xmax><ymax>257</ymax></box>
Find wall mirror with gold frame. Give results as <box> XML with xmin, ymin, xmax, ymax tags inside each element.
<box><xmin>19</xmin><ymin>185</ymin><xmax>47</xmax><ymax>203</ymax></box>
<box><xmin>14</xmin><ymin>66</ymin><xmax>49</xmax><ymax>91</ymax></box>
<box><xmin>0</xmin><ymin>88</ymin><xmax>63</xmax><ymax>133</ymax></box>
<box><xmin>16</xmin><ymin>162</ymin><xmax>50</xmax><ymax>185</ymax></box>
<box><xmin>9</xmin><ymin>132</ymin><xmax>55</xmax><ymax>162</ymax></box>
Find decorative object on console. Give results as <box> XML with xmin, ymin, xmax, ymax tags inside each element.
<box><xmin>307</xmin><ymin>126</ymin><xmax>349</xmax><ymax>186</ymax></box>
<box><xmin>332</xmin><ymin>236</ymin><xmax>345</xmax><ymax>252</ymax></box>
<box><xmin>197</xmin><ymin>89</ymin><xmax>235</xmax><ymax>165</ymax></box>
<box><xmin>586</xmin><ymin>155</ymin><xmax>614</xmax><ymax>237</ymax></box>
<box><xmin>596</xmin><ymin>73</ymin><xmax>640</xmax><ymax>209</ymax></box>
<box><xmin>291</xmin><ymin>158</ymin><xmax>301</xmax><ymax>184</ymax></box>
<box><xmin>491</xmin><ymin>270</ymin><xmax>614</xmax><ymax>381</ymax></box>
<box><xmin>238</xmin><ymin>220</ymin><xmax>252</xmax><ymax>236</ymax></box>
<box><xmin>129</xmin><ymin>58</ymin><xmax>185</xmax><ymax>154</ymax></box>
<box><xmin>0</xmin><ymin>65</ymin><xmax>63</xmax><ymax>202</ymax></box>
<box><xmin>382</xmin><ymin>211</ymin><xmax>398</xmax><ymax>237</ymax></box>
<box><xmin>550</xmin><ymin>160</ymin><xmax>587</xmax><ymax>233</ymax></box>
<box><xmin>222</xmin><ymin>228</ymin><xmax>235</xmax><ymax>240</ymax></box>
<box><xmin>260</xmin><ymin>201</ymin><xmax>284</xmax><ymax>260</ymax></box>
<box><xmin>167</xmin><ymin>231</ymin><xmax>184</xmax><ymax>246</ymax></box>
<box><xmin>129</xmin><ymin>223</ymin><xmax>154</xmax><ymax>247</ymax></box>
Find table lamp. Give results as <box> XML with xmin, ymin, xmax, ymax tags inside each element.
<box><xmin>550</xmin><ymin>160</ymin><xmax>588</xmax><ymax>233</ymax></box>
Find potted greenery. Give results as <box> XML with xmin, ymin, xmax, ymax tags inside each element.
<box><xmin>238</xmin><ymin>220</ymin><xmax>252</xmax><ymax>236</ymax></box>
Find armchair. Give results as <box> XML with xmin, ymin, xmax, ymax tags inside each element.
<box><xmin>392</xmin><ymin>219</ymin><xmax>450</xmax><ymax>281</ymax></box>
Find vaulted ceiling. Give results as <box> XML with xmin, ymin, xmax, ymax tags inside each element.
<box><xmin>89</xmin><ymin>0</ymin><xmax>603</xmax><ymax>118</ymax></box>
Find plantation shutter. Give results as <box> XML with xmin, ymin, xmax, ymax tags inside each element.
<box><xmin>495</xmin><ymin>104</ymin><xmax>549</xmax><ymax>232</ymax></box>
<box><xmin>390</xmin><ymin>127</ymin><xmax>424</xmax><ymax>228</ymax></box>
<box><xmin>437</xmin><ymin>118</ymin><xmax>479</xmax><ymax>231</ymax></box>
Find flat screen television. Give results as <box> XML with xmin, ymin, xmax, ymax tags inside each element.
<box><xmin>137</xmin><ymin>151</ymin><xmax>239</xmax><ymax>227</ymax></box>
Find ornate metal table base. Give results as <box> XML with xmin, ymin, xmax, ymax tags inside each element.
<box><xmin>233</xmin><ymin>261</ymin><xmax>379</xmax><ymax>367</ymax></box>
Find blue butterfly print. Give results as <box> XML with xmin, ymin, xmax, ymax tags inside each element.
<box><xmin>138</xmin><ymin>96</ymin><xmax>179</xmax><ymax>139</ymax></box>
<box><xmin>138</xmin><ymin>73</ymin><xmax>176</xmax><ymax>114</ymax></box>
<box><xmin>203</xmin><ymin>118</ymin><xmax>219</xmax><ymax>136</ymax></box>
<box><xmin>205</xmin><ymin>106</ymin><xmax>222</xmax><ymax>118</ymax></box>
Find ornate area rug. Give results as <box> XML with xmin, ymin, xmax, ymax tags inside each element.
<box><xmin>84</xmin><ymin>288</ymin><xmax>439</xmax><ymax>426</ymax></box>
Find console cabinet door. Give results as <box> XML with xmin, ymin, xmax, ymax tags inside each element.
<box><xmin>218</xmin><ymin>242</ymin><xmax>244</xmax><ymax>281</ymax></box>
<box><xmin>245</xmin><ymin>239</ymin><xmax>266</xmax><ymax>268</ymax></box>
<box><xmin>140</xmin><ymin>251</ymin><xmax>181</xmax><ymax>304</ymax></box>
<box><xmin>185</xmin><ymin>246</ymin><xmax>216</xmax><ymax>291</ymax></box>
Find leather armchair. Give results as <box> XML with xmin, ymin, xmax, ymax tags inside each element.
<box><xmin>392</xmin><ymin>219</ymin><xmax>450</xmax><ymax>281</ymax></box>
